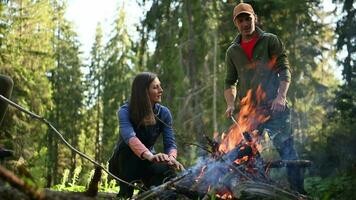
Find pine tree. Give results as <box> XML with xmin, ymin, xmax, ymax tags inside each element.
<box><xmin>47</xmin><ymin>0</ymin><xmax>84</xmax><ymax>186</ymax></box>
<box><xmin>85</xmin><ymin>23</ymin><xmax>105</xmax><ymax>162</ymax></box>
<box><xmin>101</xmin><ymin>4</ymin><xmax>135</xmax><ymax>159</ymax></box>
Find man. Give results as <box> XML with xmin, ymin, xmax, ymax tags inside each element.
<box><xmin>0</xmin><ymin>74</ymin><xmax>13</xmax><ymax>159</ymax></box>
<box><xmin>224</xmin><ymin>2</ymin><xmax>305</xmax><ymax>194</ymax></box>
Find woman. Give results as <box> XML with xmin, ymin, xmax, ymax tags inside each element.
<box><xmin>109</xmin><ymin>72</ymin><xmax>184</xmax><ymax>198</ymax></box>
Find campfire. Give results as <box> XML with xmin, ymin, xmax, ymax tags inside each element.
<box><xmin>133</xmin><ymin>86</ymin><xmax>310</xmax><ymax>200</ymax></box>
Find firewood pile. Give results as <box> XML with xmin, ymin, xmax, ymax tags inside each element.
<box><xmin>132</xmin><ymin>132</ymin><xmax>311</xmax><ymax>200</ymax></box>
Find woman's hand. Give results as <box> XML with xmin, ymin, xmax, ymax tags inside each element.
<box><xmin>167</xmin><ymin>156</ymin><xmax>185</xmax><ymax>171</ymax></box>
<box><xmin>152</xmin><ymin>153</ymin><xmax>171</xmax><ymax>162</ymax></box>
<box><xmin>142</xmin><ymin>152</ymin><xmax>184</xmax><ymax>170</ymax></box>
<box><xmin>142</xmin><ymin>151</ymin><xmax>170</xmax><ymax>162</ymax></box>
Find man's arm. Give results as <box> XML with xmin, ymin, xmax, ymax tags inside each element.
<box><xmin>224</xmin><ymin>87</ymin><xmax>237</xmax><ymax>118</ymax></box>
<box><xmin>271</xmin><ymin>80</ymin><xmax>290</xmax><ymax>112</ymax></box>
<box><xmin>268</xmin><ymin>35</ymin><xmax>291</xmax><ymax>112</ymax></box>
<box><xmin>224</xmin><ymin>48</ymin><xmax>238</xmax><ymax>118</ymax></box>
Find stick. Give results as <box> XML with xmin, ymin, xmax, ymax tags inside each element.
<box><xmin>84</xmin><ymin>166</ymin><xmax>101</xmax><ymax>197</ymax></box>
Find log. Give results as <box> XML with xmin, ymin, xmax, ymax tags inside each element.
<box><xmin>266</xmin><ymin>160</ymin><xmax>312</xmax><ymax>168</ymax></box>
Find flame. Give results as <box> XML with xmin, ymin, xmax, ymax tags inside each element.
<box><xmin>216</xmin><ymin>192</ymin><xmax>233</xmax><ymax>199</ymax></box>
<box><xmin>234</xmin><ymin>155</ymin><xmax>249</xmax><ymax>165</ymax></box>
<box><xmin>219</xmin><ymin>85</ymin><xmax>270</xmax><ymax>153</ymax></box>
<box><xmin>207</xmin><ymin>185</ymin><xmax>211</xmax><ymax>192</ymax></box>
<box><xmin>195</xmin><ymin>165</ymin><xmax>207</xmax><ymax>182</ymax></box>
<box><xmin>191</xmin><ymin>85</ymin><xmax>273</xmax><ymax>199</ymax></box>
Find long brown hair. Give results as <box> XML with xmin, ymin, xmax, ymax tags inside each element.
<box><xmin>129</xmin><ymin>72</ymin><xmax>157</xmax><ymax>127</ymax></box>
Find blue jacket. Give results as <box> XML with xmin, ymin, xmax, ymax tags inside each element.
<box><xmin>114</xmin><ymin>103</ymin><xmax>177</xmax><ymax>154</ymax></box>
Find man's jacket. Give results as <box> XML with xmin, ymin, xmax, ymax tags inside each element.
<box><xmin>225</xmin><ymin>27</ymin><xmax>291</xmax><ymax>105</ymax></box>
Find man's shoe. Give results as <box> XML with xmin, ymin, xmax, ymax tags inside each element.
<box><xmin>0</xmin><ymin>148</ymin><xmax>13</xmax><ymax>159</ymax></box>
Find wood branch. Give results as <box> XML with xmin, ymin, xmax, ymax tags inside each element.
<box><xmin>266</xmin><ymin>160</ymin><xmax>312</xmax><ymax>168</ymax></box>
<box><xmin>183</xmin><ymin>142</ymin><xmax>211</xmax><ymax>153</ymax></box>
<box><xmin>84</xmin><ymin>166</ymin><xmax>101</xmax><ymax>197</ymax></box>
<box><xmin>0</xmin><ymin>164</ymin><xmax>45</xmax><ymax>200</ymax></box>
<box><xmin>131</xmin><ymin>171</ymin><xmax>190</xmax><ymax>200</ymax></box>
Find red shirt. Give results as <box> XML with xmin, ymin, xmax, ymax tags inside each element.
<box><xmin>240</xmin><ymin>34</ymin><xmax>258</xmax><ymax>61</ymax></box>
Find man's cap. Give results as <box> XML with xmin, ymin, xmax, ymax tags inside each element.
<box><xmin>233</xmin><ymin>3</ymin><xmax>255</xmax><ymax>21</ymax></box>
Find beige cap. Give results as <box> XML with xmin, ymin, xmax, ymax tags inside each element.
<box><xmin>233</xmin><ymin>3</ymin><xmax>255</xmax><ymax>21</ymax></box>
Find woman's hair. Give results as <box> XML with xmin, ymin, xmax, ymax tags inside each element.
<box><xmin>129</xmin><ymin>72</ymin><xmax>157</xmax><ymax>127</ymax></box>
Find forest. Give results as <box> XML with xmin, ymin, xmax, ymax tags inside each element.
<box><xmin>0</xmin><ymin>0</ymin><xmax>355</xmax><ymax>199</ymax></box>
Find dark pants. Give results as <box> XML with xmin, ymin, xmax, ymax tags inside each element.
<box><xmin>109</xmin><ymin>147</ymin><xmax>176</xmax><ymax>199</ymax></box>
<box><xmin>0</xmin><ymin>75</ymin><xmax>13</xmax><ymax>126</ymax></box>
<box><xmin>259</xmin><ymin>106</ymin><xmax>305</xmax><ymax>193</ymax></box>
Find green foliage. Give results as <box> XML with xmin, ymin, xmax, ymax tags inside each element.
<box><xmin>305</xmin><ymin>171</ymin><xmax>356</xmax><ymax>200</ymax></box>
<box><xmin>0</xmin><ymin>0</ymin><xmax>55</xmax><ymax>134</ymax></box>
<box><xmin>70</xmin><ymin>165</ymin><xmax>82</xmax><ymax>187</ymax></box>
<box><xmin>52</xmin><ymin>165</ymin><xmax>119</xmax><ymax>193</ymax></box>
<box><xmin>0</xmin><ymin>0</ymin><xmax>55</xmax><ymax>187</ymax></box>
<box><xmin>52</xmin><ymin>169</ymin><xmax>70</xmax><ymax>191</ymax></box>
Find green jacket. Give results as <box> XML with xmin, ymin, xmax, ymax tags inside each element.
<box><xmin>225</xmin><ymin>27</ymin><xmax>291</xmax><ymax>105</ymax></box>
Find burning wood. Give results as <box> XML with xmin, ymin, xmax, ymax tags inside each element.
<box><xmin>133</xmin><ymin>87</ymin><xmax>310</xmax><ymax>199</ymax></box>
<box><xmin>133</xmin><ymin>133</ymin><xmax>310</xmax><ymax>199</ymax></box>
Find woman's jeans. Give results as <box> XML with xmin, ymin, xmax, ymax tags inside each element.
<box><xmin>108</xmin><ymin>147</ymin><xmax>176</xmax><ymax>198</ymax></box>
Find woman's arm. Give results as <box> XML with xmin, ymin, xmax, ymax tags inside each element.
<box><xmin>160</xmin><ymin>106</ymin><xmax>178</xmax><ymax>157</ymax></box>
<box><xmin>118</xmin><ymin>106</ymin><xmax>150</xmax><ymax>159</ymax></box>
<box><xmin>119</xmin><ymin>105</ymin><xmax>173</xmax><ymax>163</ymax></box>
<box><xmin>160</xmin><ymin>106</ymin><xmax>184</xmax><ymax>170</ymax></box>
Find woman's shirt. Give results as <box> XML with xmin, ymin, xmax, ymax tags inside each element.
<box><xmin>115</xmin><ymin>103</ymin><xmax>177</xmax><ymax>158</ymax></box>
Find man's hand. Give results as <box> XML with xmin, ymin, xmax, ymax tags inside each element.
<box><xmin>224</xmin><ymin>88</ymin><xmax>237</xmax><ymax>118</ymax></box>
<box><xmin>271</xmin><ymin>95</ymin><xmax>286</xmax><ymax>112</ymax></box>
<box><xmin>271</xmin><ymin>81</ymin><xmax>290</xmax><ymax>112</ymax></box>
<box><xmin>225</xmin><ymin>105</ymin><xmax>235</xmax><ymax>118</ymax></box>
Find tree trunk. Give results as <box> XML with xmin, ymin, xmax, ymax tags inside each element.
<box><xmin>184</xmin><ymin>0</ymin><xmax>205</xmax><ymax>149</ymax></box>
